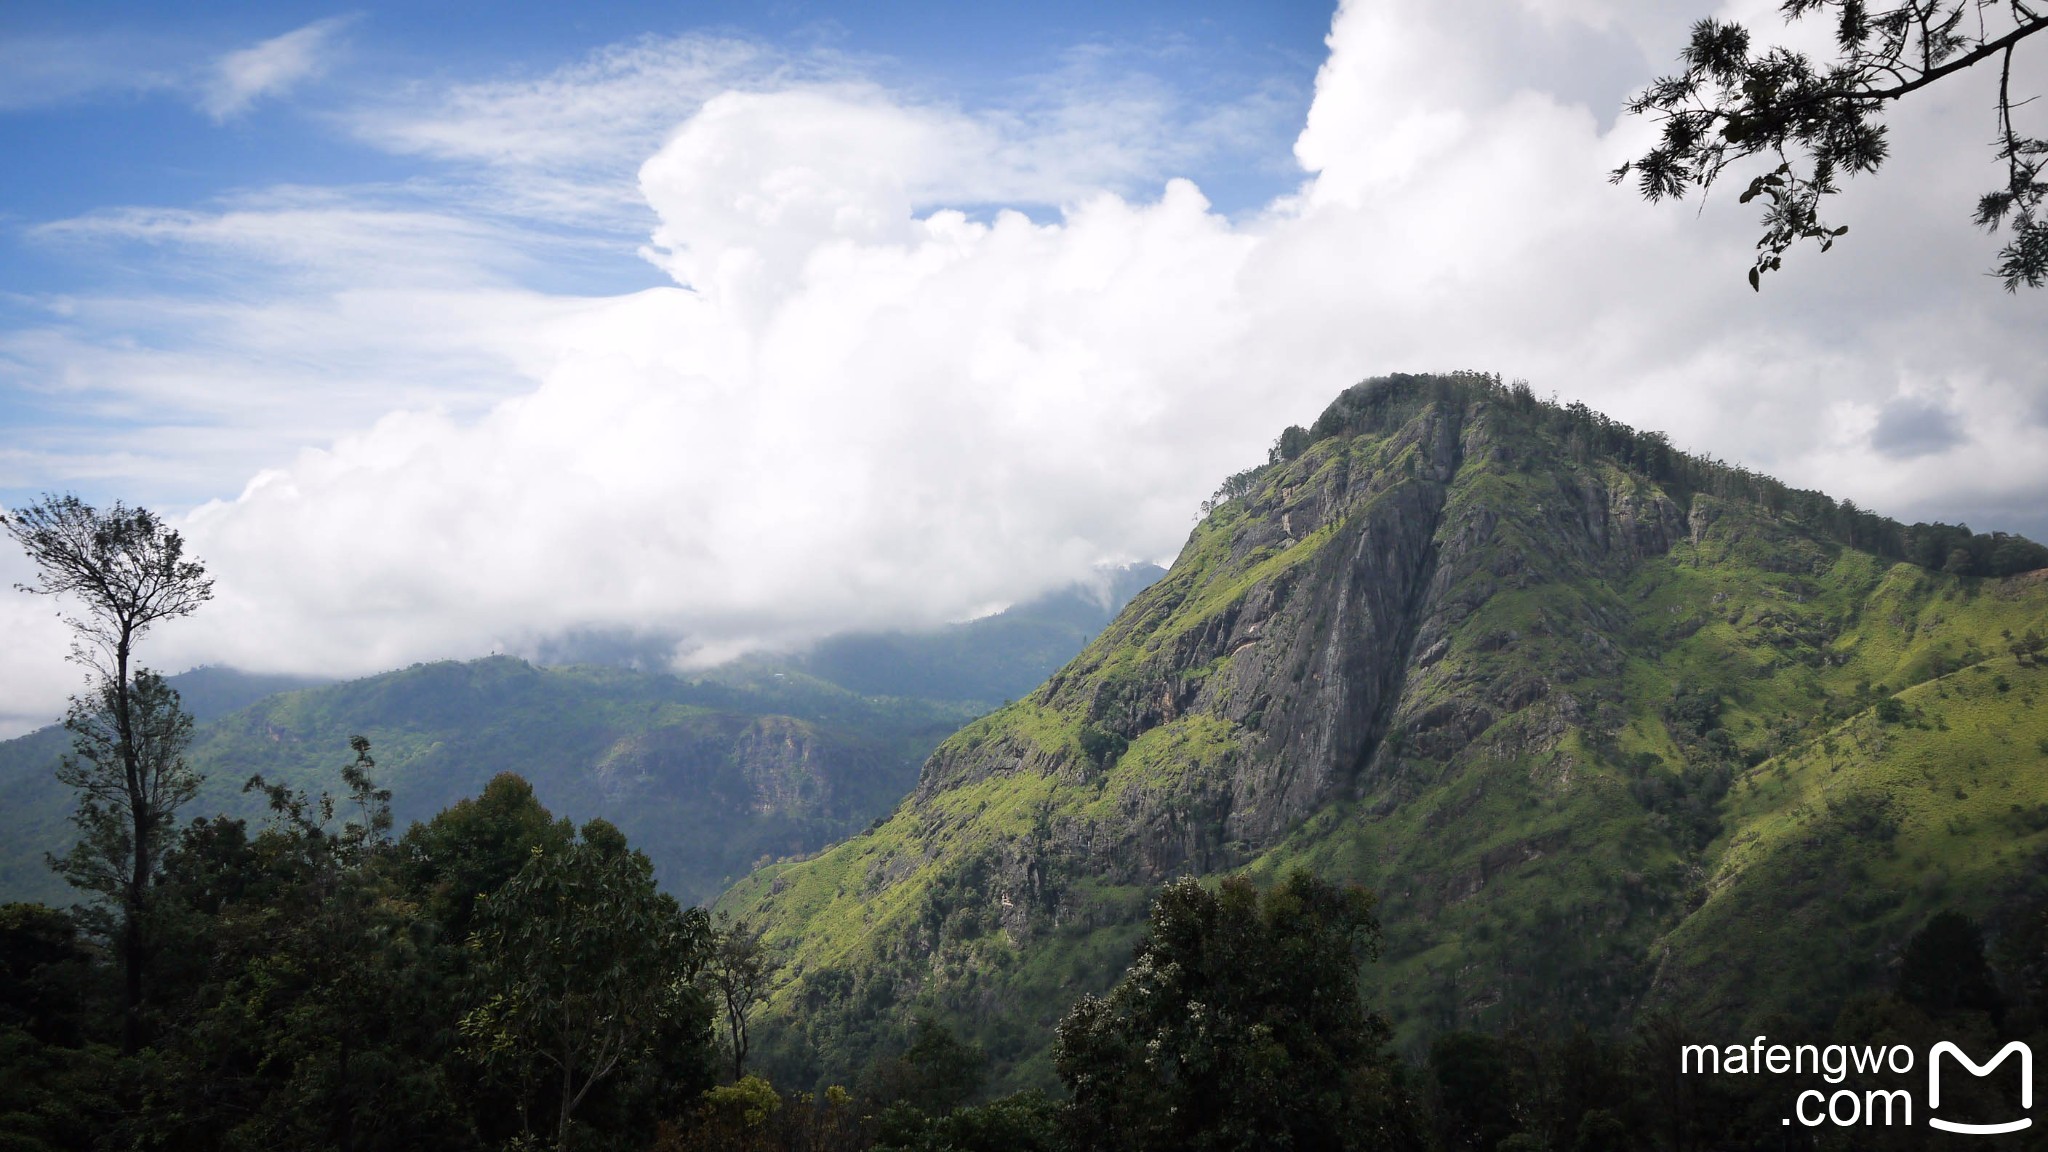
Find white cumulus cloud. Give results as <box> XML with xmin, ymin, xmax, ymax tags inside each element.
<box><xmin>5</xmin><ymin>0</ymin><xmax>2046</xmax><ymax>736</ymax></box>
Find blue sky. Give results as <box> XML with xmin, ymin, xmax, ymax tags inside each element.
<box><xmin>0</xmin><ymin>2</ymin><xmax>1333</xmax><ymax>299</ymax></box>
<box><xmin>1</xmin><ymin>0</ymin><xmax>2043</xmax><ymax>732</ymax></box>
<box><xmin>0</xmin><ymin>1</ymin><xmax>1344</xmax><ymax>516</ymax></box>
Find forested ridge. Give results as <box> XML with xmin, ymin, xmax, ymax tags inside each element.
<box><xmin>1269</xmin><ymin>372</ymin><xmax>2048</xmax><ymax>579</ymax></box>
<box><xmin>0</xmin><ymin>568</ymin><xmax>1163</xmax><ymax>912</ymax></box>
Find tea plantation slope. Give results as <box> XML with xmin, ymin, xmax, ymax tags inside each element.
<box><xmin>723</xmin><ymin>374</ymin><xmax>2048</xmax><ymax>1091</ymax></box>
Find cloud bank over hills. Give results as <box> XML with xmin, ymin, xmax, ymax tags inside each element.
<box><xmin>2</xmin><ymin>0</ymin><xmax>2043</xmax><ymax>735</ymax></box>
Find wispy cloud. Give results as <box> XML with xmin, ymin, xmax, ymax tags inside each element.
<box><xmin>0</xmin><ymin>18</ymin><xmax>352</xmax><ymax>121</ymax></box>
<box><xmin>0</xmin><ymin>31</ymin><xmax>183</xmax><ymax>111</ymax></box>
<box><xmin>32</xmin><ymin>188</ymin><xmax>532</xmax><ymax>287</ymax></box>
<box><xmin>200</xmin><ymin>17</ymin><xmax>352</xmax><ymax>122</ymax></box>
<box><xmin>343</xmin><ymin>32</ymin><xmax>1295</xmax><ymax>229</ymax></box>
<box><xmin>354</xmin><ymin>35</ymin><xmax>772</xmax><ymax>169</ymax></box>
<box><xmin>346</xmin><ymin>35</ymin><xmax>782</xmax><ymax>227</ymax></box>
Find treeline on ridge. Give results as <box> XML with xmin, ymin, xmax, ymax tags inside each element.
<box><xmin>1222</xmin><ymin>371</ymin><xmax>2048</xmax><ymax>579</ymax></box>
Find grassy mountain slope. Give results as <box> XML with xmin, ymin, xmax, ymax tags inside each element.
<box><xmin>723</xmin><ymin>373</ymin><xmax>2048</xmax><ymax>1091</ymax></box>
<box><xmin>1651</xmin><ymin>571</ymin><xmax>2048</xmax><ymax>1026</ymax></box>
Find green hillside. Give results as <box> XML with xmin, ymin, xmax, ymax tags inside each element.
<box><xmin>722</xmin><ymin>373</ymin><xmax>2048</xmax><ymax>1091</ymax></box>
<box><xmin>0</xmin><ymin>658</ymin><xmax>976</xmax><ymax>907</ymax></box>
<box><xmin>0</xmin><ymin>571</ymin><xmax>1163</xmax><ymax>909</ymax></box>
<box><xmin>0</xmin><ymin>667</ymin><xmax>327</xmax><ymax>901</ymax></box>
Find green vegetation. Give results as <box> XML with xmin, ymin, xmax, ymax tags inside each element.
<box><xmin>0</xmin><ymin>566</ymin><xmax>1161</xmax><ymax>914</ymax></box>
<box><xmin>463</xmin><ymin>815</ymin><xmax>713</xmax><ymax>1149</ymax></box>
<box><xmin>1054</xmin><ymin>871</ymin><xmax>1416</xmax><ymax>1152</ymax></box>
<box><xmin>2</xmin><ymin>749</ymin><xmax>725</xmax><ymax>1150</ymax></box>
<box><xmin>0</xmin><ymin>658</ymin><xmax>981</xmax><ymax>909</ymax></box>
<box><xmin>1303</xmin><ymin>374</ymin><xmax>2047</xmax><ymax>577</ymax></box>
<box><xmin>725</xmin><ymin>372</ymin><xmax>2048</xmax><ymax>1094</ymax></box>
<box><xmin>8</xmin><ymin>752</ymin><xmax>2046</xmax><ymax>1150</ymax></box>
<box><xmin>1612</xmin><ymin>3</ymin><xmax>2048</xmax><ymax>290</ymax></box>
<box><xmin>0</xmin><ymin>755</ymin><xmax>1454</xmax><ymax>1150</ymax></box>
<box><xmin>4</xmin><ymin>494</ymin><xmax>217</xmax><ymax>1056</ymax></box>
<box><xmin>9</xmin><ymin>376</ymin><xmax>2046</xmax><ymax>1149</ymax></box>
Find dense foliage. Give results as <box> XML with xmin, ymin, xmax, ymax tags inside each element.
<box><xmin>1054</xmin><ymin>871</ymin><xmax>1418</xmax><ymax>1152</ymax></box>
<box><xmin>1</xmin><ymin>751</ymin><xmax>722</xmax><ymax>1151</ymax></box>
<box><xmin>626</xmin><ymin>895</ymin><xmax>2048</xmax><ymax>1152</ymax></box>
<box><xmin>10</xmin><ymin>745</ymin><xmax>2048</xmax><ymax>1152</ymax></box>
<box><xmin>463</xmin><ymin>819</ymin><xmax>715</xmax><ymax>1149</ymax></box>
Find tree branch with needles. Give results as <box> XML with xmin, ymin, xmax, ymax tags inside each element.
<box><xmin>1613</xmin><ymin>1</ymin><xmax>2047</xmax><ymax>290</ymax></box>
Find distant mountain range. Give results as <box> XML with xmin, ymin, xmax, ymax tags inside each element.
<box><xmin>791</xmin><ymin>564</ymin><xmax>1164</xmax><ymax>701</ymax></box>
<box><xmin>717</xmin><ymin>373</ymin><xmax>2048</xmax><ymax>1090</ymax></box>
<box><xmin>0</xmin><ymin>567</ymin><xmax>1159</xmax><ymax>908</ymax></box>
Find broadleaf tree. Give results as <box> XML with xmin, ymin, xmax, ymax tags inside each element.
<box><xmin>705</xmin><ymin>911</ymin><xmax>775</xmax><ymax>1083</ymax></box>
<box><xmin>1054</xmin><ymin>870</ymin><xmax>1421</xmax><ymax>1152</ymax></box>
<box><xmin>150</xmin><ymin>739</ymin><xmax>465</xmax><ymax>1151</ymax></box>
<box><xmin>462</xmin><ymin>819</ymin><xmax>715</xmax><ymax>1151</ymax></box>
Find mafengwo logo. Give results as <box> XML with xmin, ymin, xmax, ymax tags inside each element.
<box><xmin>1683</xmin><ymin>1037</ymin><xmax>2032</xmax><ymax>1133</ymax></box>
<box><xmin>1929</xmin><ymin>1042</ymin><xmax>2032</xmax><ymax>1135</ymax></box>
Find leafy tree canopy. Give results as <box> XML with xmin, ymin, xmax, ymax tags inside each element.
<box><xmin>463</xmin><ymin>817</ymin><xmax>716</xmax><ymax>1150</ymax></box>
<box><xmin>1053</xmin><ymin>870</ymin><xmax>1420</xmax><ymax>1152</ymax></box>
<box><xmin>1897</xmin><ymin>909</ymin><xmax>2006</xmax><ymax>1021</ymax></box>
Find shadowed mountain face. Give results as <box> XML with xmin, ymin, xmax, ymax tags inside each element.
<box><xmin>723</xmin><ymin>374</ymin><xmax>2048</xmax><ymax>1091</ymax></box>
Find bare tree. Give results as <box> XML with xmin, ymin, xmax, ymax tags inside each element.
<box><xmin>1614</xmin><ymin>1</ymin><xmax>2048</xmax><ymax>290</ymax></box>
<box><xmin>3</xmin><ymin>494</ymin><xmax>213</xmax><ymax>1053</ymax></box>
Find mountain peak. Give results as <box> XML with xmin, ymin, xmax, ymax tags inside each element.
<box><xmin>728</xmin><ymin>374</ymin><xmax>2048</xmax><ymax>1090</ymax></box>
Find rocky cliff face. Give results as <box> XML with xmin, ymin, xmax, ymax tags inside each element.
<box><xmin>726</xmin><ymin>374</ymin><xmax>2048</xmax><ymax>1089</ymax></box>
<box><xmin>595</xmin><ymin>714</ymin><xmax>864</xmax><ymax>823</ymax></box>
